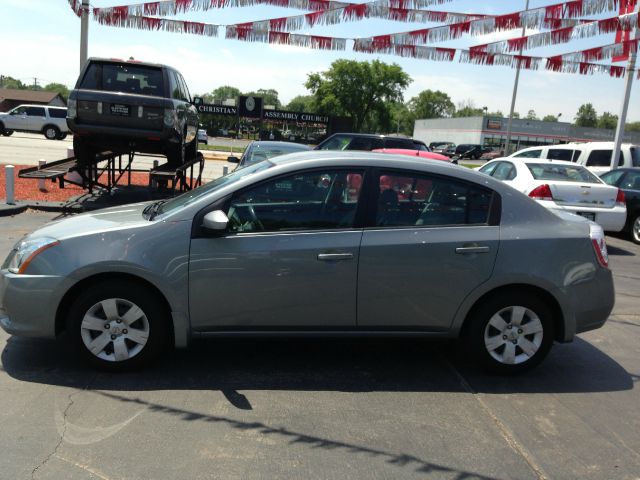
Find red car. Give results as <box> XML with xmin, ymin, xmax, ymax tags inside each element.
<box><xmin>372</xmin><ymin>148</ymin><xmax>452</xmax><ymax>162</ymax></box>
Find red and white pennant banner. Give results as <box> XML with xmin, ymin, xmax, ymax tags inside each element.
<box><xmin>225</xmin><ymin>27</ymin><xmax>347</xmax><ymax>50</ymax></box>
<box><xmin>92</xmin><ymin>0</ymin><xmax>456</xmax><ymax>20</ymax></box>
<box><xmin>469</xmin><ymin>11</ymin><xmax>639</xmax><ymax>55</ymax></box>
<box><xmin>68</xmin><ymin>0</ymin><xmax>85</xmax><ymax>17</ymax></box>
<box><xmin>94</xmin><ymin>13</ymin><xmax>220</xmax><ymax>36</ymax></box>
<box><xmin>361</xmin><ymin>0</ymin><xmax>622</xmax><ymax>46</ymax></box>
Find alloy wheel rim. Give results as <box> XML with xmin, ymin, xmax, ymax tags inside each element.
<box><xmin>633</xmin><ymin>216</ymin><xmax>640</xmax><ymax>243</ymax></box>
<box><xmin>46</xmin><ymin>128</ymin><xmax>56</xmax><ymax>139</ymax></box>
<box><xmin>483</xmin><ymin>305</ymin><xmax>544</xmax><ymax>365</ymax></box>
<box><xmin>80</xmin><ymin>298</ymin><xmax>150</xmax><ymax>362</ymax></box>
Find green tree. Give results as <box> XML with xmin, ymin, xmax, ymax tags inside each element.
<box><xmin>542</xmin><ymin>114</ymin><xmax>559</xmax><ymax>122</ymax></box>
<box><xmin>285</xmin><ymin>95</ymin><xmax>315</xmax><ymax>113</ymax></box>
<box><xmin>452</xmin><ymin>99</ymin><xmax>484</xmax><ymax>118</ymax></box>
<box><xmin>526</xmin><ymin>109</ymin><xmax>538</xmax><ymax>120</ymax></box>
<box><xmin>597</xmin><ymin>111</ymin><xmax>618</xmax><ymax>130</ymax></box>
<box><xmin>43</xmin><ymin>82</ymin><xmax>69</xmax><ymax>101</ymax></box>
<box><xmin>208</xmin><ymin>85</ymin><xmax>242</xmax><ymax>104</ymax></box>
<box><xmin>626</xmin><ymin>121</ymin><xmax>640</xmax><ymax>132</ymax></box>
<box><xmin>245</xmin><ymin>88</ymin><xmax>281</xmax><ymax>109</ymax></box>
<box><xmin>390</xmin><ymin>102</ymin><xmax>414</xmax><ymax>135</ymax></box>
<box><xmin>305</xmin><ymin>59</ymin><xmax>411</xmax><ymax>132</ymax></box>
<box><xmin>407</xmin><ymin>89</ymin><xmax>455</xmax><ymax>120</ymax></box>
<box><xmin>574</xmin><ymin>103</ymin><xmax>598</xmax><ymax>127</ymax></box>
<box><xmin>0</xmin><ymin>75</ymin><xmax>26</xmax><ymax>89</ymax></box>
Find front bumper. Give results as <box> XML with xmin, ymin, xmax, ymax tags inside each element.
<box><xmin>0</xmin><ymin>269</ymin><xmax>65</xmax><ymax>339</ymax></box>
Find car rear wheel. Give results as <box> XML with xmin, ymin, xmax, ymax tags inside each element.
<box><xmin>73</xmin><ymin>136</ymin><xmax>95</xmax><ymax>167</ymax></box>
<box><xmin>58</xmin><ymin>132</ymin><xmax>68</xmax><ymax>140</ymax></box>
<box><xmin>66</xmin><ymin>280</ymin><xmax>170</xmax><ymax>371</ymax></box>
<box><xmin>466</xmin><ymin>292</ymin><xmax>555</xmax><ymax>374</ymax></box>
<box><xmin>44</xmin><ymin>125</ymin><xmax>60</xmax><ymax>140</ymax></box>
<box><xmin>630</xmin><ymin>213</ymin><xmax>640</xmax><ymax>245</ymax></box>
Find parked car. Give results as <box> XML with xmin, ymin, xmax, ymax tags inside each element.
<box><xmin>0</xmin><ymin>104</ymin><xmax>69</xmax><ymax>140</ymax></box>
<box><xmin>444</xmin><ymin>144</ymin><xmax>486</xmax><ymax>159</ymax></box>
<box><xmin>600</xmin><ymin>168</ymin><xmax>640</xmax><ymax>244</ymax></box>
<box><xmin>431</xmin><ymin>142</ymin><xmax>455</xmax><ymax>155</ymax></box>
<box><xmin>372</xmin><ymin>148</ymin><xmax>453</xmax><ymax>162</ymax></box>
<box><xmin>67</xmin><ymin>57</ymin><xmax>199</xmax><ymax>166</ymax></box>
<box><xmin>480</xmin><ymin>148</ymin><xmax>504</xmax><ymax>161</ymax></box>
<box><xmin>197</xmin><ymin>129</ymin><xmax>208</xmax><ymax>144</ymax></box>
<box><xmin>478</xmin><ymin>158</ymin><xmax>626</xmax><ymax>232</ymax></box>
<box><xmin>316</xmin><ymin>133</ymin><xmax>429</xmax><ymax>152</ymax></box>
<box><xmin>227</xmin><ymin>140</ymin><xmax>311</xmax><ymax>169</ymax></box>
<box><xmin>1</xmin><ymin>152</ymin><xmax>614</xmax><ymax>374</ymax></box>
<box><xmin>505</xmin><ymin>142</ymin><xmax>640</xmax><ymax>176</ymax></box>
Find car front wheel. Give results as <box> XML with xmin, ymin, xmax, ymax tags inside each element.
<box><xmin>467</xmin><ymin>292</ymin><xmax>554</xmax><ymax>374</ymax></box>
<box><xmin>67</xmin><ymin>280</ymin><xmax>170</xmax><ymax>371</ymax></box>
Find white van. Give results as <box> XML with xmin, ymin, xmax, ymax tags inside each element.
<box><xmin>506</xmin><ymin>142</ymin><xmax>640</xmax><ymax>176</ymax></box>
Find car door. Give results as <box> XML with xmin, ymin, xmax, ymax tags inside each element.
<box><xmin>26</xmin><ymin>106</ymin><xmax>47</xmax><ymax>131</ymax></box>
<box><xmin>5</xmin><ymin>106</ymin><xmax>28</xmax><ymax>129</ymax></box>
<box><xmin>357</xmin><ymin>169</ymin><xmax>499</xmax><ymax>330</ymax></box>
<box><xmin>189</xmin><ymin>168</ymin><xmax>365</xmax><ymax>330</ymax></box>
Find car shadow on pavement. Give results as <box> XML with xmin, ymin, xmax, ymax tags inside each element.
<box><xmin>1</xmin><ymin>336</ymin><xmax>633</xmax><ymax>397</ymax></box>
<box><xmin>607</xmin><ymin>244</ymin><xmax>636</xmax><ymax>256</ymax></box>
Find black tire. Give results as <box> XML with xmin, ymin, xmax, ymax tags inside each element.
<box><xmin>0</xmin><ymin>122</ymin><xmax>12</xmax><ymax>136</ymax></box>
<box><xmin>630</xmin><ymin>212</ymin><xmax>640</xmax><ymax>245</ymax></box>
<box><xmin>58</xmin><ymin>132</ymin><xmax>68</xmax><ymax>140</ymax></box>
<box><xmin>167</xmin><ymin>137</ymin><xmax>185</xmax><ymax>166</ymax></box>
<box><xmin>44</xmin><ymin>125</ymin><xmax>60</xmax><ymax>140</ymax></box>
<box><xmin>66</xmin><ymin>280</ymin><xmax>170</xmax><ymax>371</ymax></box>
<box><xmin>465</xmin><ymin>291</ymin><xmax>555</xmax><ymax>374</ymax></box>
<box><xmin>186</xmin><ymin>138</ymin><xmax>198</xmax><ymax>161</ymax></box>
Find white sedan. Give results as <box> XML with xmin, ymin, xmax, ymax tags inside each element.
<box><xmin>478</xmin><ymin>158</ymin><xmax>626</xmax><ymax>232</ymax></box>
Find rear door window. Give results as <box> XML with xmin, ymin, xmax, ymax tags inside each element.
<box><xmin>621</xmin><ymin>171</ymin><xmax>640</xmax><ymax>190</ymax></box>
<box><xmin>586</xmin><ymin>150</ymin><xmax>623</xmax><ymax>167</ymax></box>
<box><xmin>48</xmin><ymin>109</ymin><xmax>67</xmax><ymax>119</ymax></box>
<box><xmin>631</xmin><ymin>147</ymin><xmax>640</xmax><ymax>167</ymax></box>
<box><xmin>374</xmin><ymin>171</ymin><xmax>494</xmax><ymax>227</ymax></box>
<box><xmin>547</xmin><ymin>149</ymin><xmax>574</xmax><ymax>161</ymax></box>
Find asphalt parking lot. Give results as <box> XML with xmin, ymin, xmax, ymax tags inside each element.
<box><xmin>0</xmin><ymin>210</ymin><xmax>639</xmax><ymax>480</ymax></box>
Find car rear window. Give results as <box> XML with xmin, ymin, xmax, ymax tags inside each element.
<box><xmin>80</xmin><ymin>62</ymin><xmax>164</xmax><ymax>97</ymax></box>
<box><xmin>631</xmin><ymin>147</ymin><xmax>640</xmax><ymax>167</ymax></box>
<box><xmin>48</xmin><ymin>109</ymin><xmax>67</xmax><ymax>119</ymax></box>
<box><xmin>526</xmin><ymin>163</ymin><xmax>601</xmax><ymax>183</ymax></box>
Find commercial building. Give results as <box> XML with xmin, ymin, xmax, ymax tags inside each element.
<box><xmin>413</xmin><ymin>116</ymin><xmax>640</xmax><ymax>152</ymax></box>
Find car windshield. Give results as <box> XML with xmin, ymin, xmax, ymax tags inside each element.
<box><xmin>526</xmin><ymin>163</ymin><xmax>601</xmax><ymax>183</ymax></box>
<box><xmin>158</xmin><ymin>161</ymin><xmax>275</xmax><ymax>215</ymax></box>
<box><xmin>243</xmin><ymin>144</ymin><xmax>309</xmax><ymax>167</ymax></box>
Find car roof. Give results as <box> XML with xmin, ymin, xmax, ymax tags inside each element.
<box><xmin>490</xmin><ymin>157</ymin><xmax>578</xmax><ymax>167</ymax></box>
<box><xmin>249</xmin><ymin>141</ymin><xmax>311</xmax><ymax>149</ymax></box>
<box><xmin>12</xmin><ymin>104</ymin><xmax>65</xmax><ymax>109</ymax></box>
<box><xmin>87</xmin><ymin>56</ymin><xmax>167</xmax><ymax>69</ymax></box>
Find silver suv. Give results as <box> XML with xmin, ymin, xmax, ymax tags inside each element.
<box><xmin>0</xmin><ymin>104</ymin><xmax>69</xmax><ymax>140</ymax></box>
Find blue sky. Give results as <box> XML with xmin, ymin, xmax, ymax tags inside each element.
<box><xmin>2</xmin><ymin>0</ymin><xmax>639</xmax><ymax>121</ymax></box>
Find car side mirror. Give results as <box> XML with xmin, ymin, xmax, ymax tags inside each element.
<box><xmin>227</xmin><ymin>156</ymin><xmax>239</xmax><ymax>163</ymax></box>
<box><xmin>202</xmin><ymin>210</ymin><xmax>229</xmax><ymax>231</ymax></box>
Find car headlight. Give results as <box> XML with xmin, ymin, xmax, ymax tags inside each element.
<box><xmin>7</xmin><ymin>237</ymin><xmax>59</xmax><ymax>274</ymax></box>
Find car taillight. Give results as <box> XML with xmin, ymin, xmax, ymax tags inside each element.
<box><xmin>589</xmin><ymin>223</ymin><xmax>609</xmax><ymax>268</ymax></box>
<box><xmin>163</xmin><ymin>109</ymin><xmax>176</xmax><ymax>127</ymax></box>
<box><xmin>616</xmin><ymin>188</ymin><xmax>625</xmax><ymax>207</ymax></box>
<box><xmin>529</xmin><ymin>184</ymin><xmax>553</xmax><ymax>201</ymax></box>
<box><xmin>67</xmin><ymin>99</ymin><xmax>77</xmax><ymax>119</ymax></box>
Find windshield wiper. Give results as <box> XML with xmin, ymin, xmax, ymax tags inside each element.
<box><xmin>145</xmin><ymin>200</ymin><xmax>167</xmax><ymax>220</ymax></box>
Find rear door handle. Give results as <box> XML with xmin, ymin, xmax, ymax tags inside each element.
<box><xmin>455</xmin><ymin>246</ymin><xmax>490</xmax><ymax>255</ymax></box>
<box><xmin>317</xmin><ymin>253</ymin><xmax>354</xmax><ymax>261</ymax></box>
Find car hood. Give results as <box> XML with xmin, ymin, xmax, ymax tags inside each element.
<box><xmin>27</xmin><ymin>202</ymin><xmax>153</xmax><ymax>241</ymax></box>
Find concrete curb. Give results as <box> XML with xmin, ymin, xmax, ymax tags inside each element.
<box><xmin>0</xmin><ymin>200</ymin><xmax>28</xmax><ymax>217</ymax></box>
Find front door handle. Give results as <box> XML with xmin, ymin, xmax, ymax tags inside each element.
<box><xmin>455</xmin><ymin>245</ymin><xmax>490</xmax><ymax>255</ymax></box>
<box><xmin>317</xmin><ymin>253</ymin><xmax>354</xmax><ymax>261</ymax></box>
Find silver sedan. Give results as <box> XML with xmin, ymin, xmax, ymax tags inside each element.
<box><xmin>0</xmin><ymin>152</ymin><xmax>614</xmax><ymax>373</ymax></box>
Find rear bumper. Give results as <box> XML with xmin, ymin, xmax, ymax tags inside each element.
<box><xmin>68</xmin><ymin>120</ymin><xmax>177</xmax><ymax>143</ymax></box>
<box><xmin>546</xmin><ymin>205</ymin><xmax>627</xmax><ymax>232</ymax></box>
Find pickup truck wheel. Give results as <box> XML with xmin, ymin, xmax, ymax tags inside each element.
<box><xmin>44</xmin><ymin>125</ymin><xmax>60</xmax><ymax>140</ymax></box>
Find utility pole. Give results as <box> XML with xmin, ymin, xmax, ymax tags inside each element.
<box><xmin>504</xmin><ymin>0</ymin><xmax>530</xmax><ymax>155</ymax></box>
<box><xmin>80</xmin><ymin>0</ymin><xmax>90</xmax><ymax>72</ymax></box>
<box><xmin>610</xmin><ymin>9</ymin><xmax>639</xmax><ymax>170</ymax></box>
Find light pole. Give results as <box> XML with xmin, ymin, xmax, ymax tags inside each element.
<box><xmin>80</xmin><ymin>0</ymin><xmax>90</xmax><ymax>72</ymax></box>
<box><xmin>504</xmin><ymin>0</ymin><xmax>530</xmax><ymax>155</ymax></box>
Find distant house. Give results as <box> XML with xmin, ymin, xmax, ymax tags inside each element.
<box><xmin>0</xmin><ymin>88</ymin><xmax>66</xmax><ymax>112</ymax></box>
